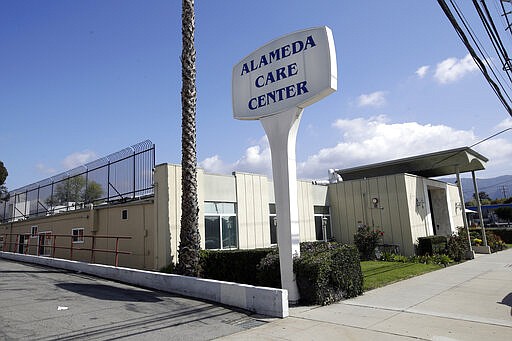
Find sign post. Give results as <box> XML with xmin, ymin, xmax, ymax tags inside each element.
<box><xmin>232</xmin><ymin>27</ymin><xmax>337</xmax><ymax>302</ymax></box>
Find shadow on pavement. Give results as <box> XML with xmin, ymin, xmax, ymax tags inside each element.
<box><xmin>55</xmin><ymin>283</ymin><xmax>163</xmax><ymax>302</ymax></box>
<box><xmin>498</xmin><ymin>292</ymin><xmax>512</xmax><ymax>316</ymax></box>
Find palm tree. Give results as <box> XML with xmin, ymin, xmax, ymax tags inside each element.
<box><xmin>177</xmin><ymin>0</ymin><xmax>201</xmax><ymax>276</ymax></box>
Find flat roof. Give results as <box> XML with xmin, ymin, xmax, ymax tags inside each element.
<box><xmin>336</xmin><ymin>147</ymin><xmax>488</xmax><ymax>181</ymax></box>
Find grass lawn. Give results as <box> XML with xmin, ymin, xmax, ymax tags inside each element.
<box><xmin>361</xmin><ymin>261</ymin><xmax>443</xmax><ymax>291</ymax></box>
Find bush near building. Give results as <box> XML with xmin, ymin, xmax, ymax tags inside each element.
<box><xmin>417</xmin><ymin>236</ymin><xmax>448</xmax><ymax>256</ymax></box>
<box><xmin>486</xmin><ymin>228</ymin><xmax>512</xmax><ymax>244</ymax></box>
<box><xmin>198</xmin><ymin>241</ymin><xmax>363</xmax><ymax>306</ymax></box>
<box><xmin>294</xmin><ymin>242</ymin><xmax>363</xmax><ymax>305</ymax></box>
<box><xmin>353</xmin><ymin>225</ymin><xmax>383</xmax><ymax>260</ymax></box>
<box><xmin>198</xmin><ymin>249</ymin><xmax>272</xmax><ymax>285</ymax></box>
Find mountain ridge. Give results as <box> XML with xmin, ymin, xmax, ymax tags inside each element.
<box><xmin>437</xmin><ymin>175</ymin><xmax>512</xmax><ymax>201</ymax></box>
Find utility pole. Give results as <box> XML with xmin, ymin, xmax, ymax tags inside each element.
<box><xmin>497</xmin><ymin>185</ymin><xmax>508</xmax><ymax>199</ymax></box>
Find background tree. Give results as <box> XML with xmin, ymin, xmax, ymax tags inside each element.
<box><xmin>472</xmin><ymin>191</ymin><xmax>491</xmax><ymax>205</ymax></box>
<box><xmin>0</xmin><ymin>161</ymin><xmax>9</xmax><ymax>202</ymax></box>
<box><xmin>177</xmin><ymin>0</ymin><xmax>201</xmax><ymax>276</ymax></box>
<box><xmin>495</xmin><ymin>206</ymin><xmax>512</xmax><ymax>224</ymax></box>
<box><xmin>47</xmin><ymin>176</ymin><xmax>103</xmax><ymax>206</ymax></box>
<box><xmin>84</xmin><ymin>181</ymin><xmax>103</xmax><ymax>203</ymax></box>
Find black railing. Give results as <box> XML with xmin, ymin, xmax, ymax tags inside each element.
<box><xmin>0</xmin><ymin>140</ymin><xmax>155</xmax><ymax>223</ymax></box>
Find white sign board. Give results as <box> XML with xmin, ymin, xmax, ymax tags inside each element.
<box><xmin>232</xmin><ymin>26</ymin><xmax>337</xmax><ymax>120</ymax></box>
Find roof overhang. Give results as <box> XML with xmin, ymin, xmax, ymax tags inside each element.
<box><xmin>336</xmin><ymin>147</ymin><xmax>488</xmax><ymax>181</ymax></box>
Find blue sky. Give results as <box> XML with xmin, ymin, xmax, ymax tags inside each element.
<box><xmin>1</xmin><ymin>0</ymin><xmax>512</xmax><ymax>191</ymax></box>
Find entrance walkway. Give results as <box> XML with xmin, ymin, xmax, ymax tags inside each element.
<box><xmin>218</xmin><ymin>249</ymin><xmax>512</xmax><ymax>340</ymax></box>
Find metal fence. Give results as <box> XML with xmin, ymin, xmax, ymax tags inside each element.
<box><xmin>0</xmin><ymin>140</ymin><xmax>155</xmax><ymax>223</ymax></box>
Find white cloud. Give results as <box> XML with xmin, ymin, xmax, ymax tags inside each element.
<box><xmin>297</xmin><ymin>116</ymin><xmax>477</xmax><ymax>179</ymax></box>
<box><xmin>199</xmin><ymin>136</ymin><xmax>272</xmax><ymax>176</ymax></box>
<box><xmin>473</xmin><ymin>137</ymin><xmax>512</xmax><ymax>176</ymax></box>
<box><xmin>62</xmin><ymin>150</ymin><xmax>97</xmax><ymax>170</ymax></box>
<box><xmin>495</xmin><ymin>117</ymin><xmax>512</xmax><ymax>130</ymax></box>
<box><xmin>434</xmin><ymin>54</ymin><xmax>478</xmax><ymax>84</ymax></box>
<box><xmin>35</xmin><ymin>163</ymin><xmax>56</xmax><ymax>175</ymax></box>
<box><xmin>357</xmin><ymin>91</ymin><xmax>387</xmax><ymax>107</ymax></box>
<box><xmin>415</xmin><ymin>65</ymin><xmax>430</xmax><ymax>78</ymax></box>
<box><xmin>200</xmin><ymin>115</ymin><xmax>512</xmax><ymax>181</ymax></box>
<box><xmin>199</xmin><ymin>155</ymin><xmax>231</xmax><ymax>174</ymax></box>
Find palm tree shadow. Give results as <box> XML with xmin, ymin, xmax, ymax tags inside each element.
<box><xmin>498</xmin><ymin>292</ymin><xmax>512</xmax><ymax>316</ymax></box>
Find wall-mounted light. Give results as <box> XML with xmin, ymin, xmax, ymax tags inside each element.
<box><xmin>416</xmin><ymin>198</ymin><xmax>425</xmax><ymax>208</ymax></box>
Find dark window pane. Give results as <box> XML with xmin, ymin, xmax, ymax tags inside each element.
<box><xmin>205</xmin><ymin>216</ymin><xmax>220</xmax><ymax>249</ymax></box>
<box><xmin>314</xmin><ymin>206</ymin><xmax>330</xmax><ymax>214</ymax></box>
<box><xmin>315</xmin><ymin>216</ymin><xmax>323</xmax><ymax>240</ymax></box>
<box><xmin>269</xmin><ymin>216</ymin><xmax>277</xmax><ymax>244</ymax></box>
<box><xmin>325</xmin><ymin>216</ymin><xmax>332</xmax><ymax>239</ymax></box>
<box><xmin>269</xmin><ymin>203</ymin><xmax>276</xmax><ymax>214</ymax></box>
<box><xmin>222</xmin><ymin>216</ymin><xmax>237</xmax><ymax>249</ymax></box>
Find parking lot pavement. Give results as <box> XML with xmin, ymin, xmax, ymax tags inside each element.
<box><xmin>0</xmin><ymin>259</ymin><xmax>270</xmax><ymax>340</ymax></box>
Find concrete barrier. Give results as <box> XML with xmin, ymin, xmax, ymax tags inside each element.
<box><xmin>0</xmin><ymin>252</ymin><xmax>288</xmax><ymax>318</ymax></box>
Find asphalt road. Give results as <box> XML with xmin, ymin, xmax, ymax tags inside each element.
<box><xmin>0</xmin><ymin>259</ymin><xmax>268</xmax><ymax>340</ymax></box>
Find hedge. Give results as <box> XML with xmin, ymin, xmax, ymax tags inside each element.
<box><xmin>199</xmin><ymin>249</ymin><xmax>272</xmax><ymax>285</ymax></box>
<box><xmin>199</xmin><ymin>242</ymin><xmax>364</xmax><ymax>306</ymax></box>
<box><xmin>294</xmin><ymin>243</ymin><xmax>363</xmax><ymax>305</ymax></box>
<box><xmin>417</xmin><ymin>236</ymin><xmax>448</xmax><ymax>256</ymax></box>
<box><xmin>486</xmin><ymin>228</ymin><xmax>512</xmax><ymax>244</ymax></box>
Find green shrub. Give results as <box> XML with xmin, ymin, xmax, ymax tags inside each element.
<box><xmin>382</xmin><ymin>253</ymin><xmax>453</xmax><ymax>267</ymax></box>
<box><xmin>256</xmin><ymin>249</ymin><xmax>281</xmax><ymax>288</ymax></box>
<box><xmin>294</xmin><ymin>243</ymin><xmax>363</xmax><ymax>305</ymax></box>
<box><xmin>485</xmin><ymin>231</ymin><xmax>508</xmax><ymax>252</ymax></box>
<box><xmin>469</xmin><ymin>229</ymin><xmax>508</xmax><ymax>252</ymax></box>
<box><xmin>198</xmin><ymin>242</ymin><xmax>364</xmax><ymax>306</ymax></box>
<box><xmin>430</xmin><ymin>254</ymin><xmax>453</xmax><ymax>266</ymax></box>
<box><xmin>446</xmin><ymin>227</ymin><xmax>470</xmax><ymax>261</ymax></box>
<box><xmin>300</xmin><ymin>241</ymin><xmax>341</xmax><ymax>254</ymax></box>
<box><xmin>160</xmin><ymin>262</ymin><xmax>176</xmax><ymax>274</ymax></box>
<box><xmin>330</xmin><ymin>245</ymin><xmax>364</xmax><ymax>298</ymax></box>
<box><xmin>487</xmin><ymin>228</ymin><xmax>512</xmax><ymax>243</ymax></box>
<box><xmin>353</xmin><ymin>225</ymin><xmax>383</xmax><ymax>260</ymax></box>
<box><xmin>417</xmin><ymin>236</ymin><xmax>448</xmax><ymax>256</ymax></box>
<box><xmin>199</xmin><ymin>249</ymin><xmax>272</xmax><ymax>285</ymax></box>
<box><xmin>294</xmin><ymin>252</ymin><xmax>340</xmax><ymax>305</ymax></box>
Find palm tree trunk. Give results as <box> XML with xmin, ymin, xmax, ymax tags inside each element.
<box><xmin>177</xmin><ymin>0</ymin><xmax>201</xmax><ymax>276</ymax></box>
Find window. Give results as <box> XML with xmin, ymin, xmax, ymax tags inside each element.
<box><xmin>38</xmin><ymin>232</ymin><xmax>52</xmax><ymax>256</ymax></box>
<box><xmin>204</xmin><ymin>202</ymin><xmax>238</xmax><ymax>250</ymax></box>
<box><xmin>269</xmin><ymin>203</ymin><xmax>277</xmax><ymax>244</ymax></box>
<box><xmin>314</xmin><ymin>206</ymin><xmax>332</xmax><ymax>241</ymax></box>
<box><xmin>72</xmin><ymin>228</ymin><xmax>84</xmax><ymax>243</ymax></box>
<box><xmin>31</xmin><ymin>226</ymin><xmax>38</xmax><ymax>237</ymax></box>
<box><xmin>122</xmin><ymin>209</ymin><xmax>128</xmax><ymax>220</ymax></box>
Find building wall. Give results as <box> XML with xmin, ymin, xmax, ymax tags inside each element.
<box><xmin>404</xmin><ymin>175</ymin><xmax>433</xmax><ymax>247</ymax></box>
<box><xmin>153</xmin><ymin>163</ymin><xmax>206</xmax><ymax>269</ymax></box>
<box><xmin>328</xmin><ymin>173</ymin><xmax>465</xmax><ymax>256</ymax></box>
<box><xmin>329</xmin><ymin>174</ymin><xmax>415</xmax><ymax>256</ymax></box>
<box><xmin>234</xmin><ymin>172</ymin><xmax>270</xmax><ymax>249</ymax></box>
<box><xmin>153</xmin><ymin>164</ymin><xmax>328</xmax><ymax>268</ymax></box>
<box><xmin>447</xmin><ymin>184</ymin><xmax>464</xmax><ymax>231</ymax></box>
<box><xmin>3</xmin><ymin>163</ymin><xmax>466</xmax><ymax>268</ymax></box>
<box><xmin>0</xmin><ymin>200</ymin><xmax>154</xmax><ymax>269</ymax></box>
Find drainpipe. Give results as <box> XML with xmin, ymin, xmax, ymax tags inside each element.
<box><xmin>456</xmin><ymin>168</ymin><xmax>474</xmax><ymax>259</ymax></box>
<box><xmin>471</xmin><ymin>170</ymin><xmax>488</xmax><ymax>247</ymax></box>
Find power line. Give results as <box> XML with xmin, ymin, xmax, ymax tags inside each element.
<box><xmin>438</xmin><ymin>0</ymin><xmax>512</xmax><ymax>117</ymax></box>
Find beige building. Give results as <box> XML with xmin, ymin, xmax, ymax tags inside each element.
<box><xmin>0</xmin><ymin>147</ymin><xmax>488</xmax><ymax>268</ymax></box>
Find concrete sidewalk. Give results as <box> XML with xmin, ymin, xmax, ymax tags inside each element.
<box><xmin>218</xmin><ymin>248</ymin><xmax>512</xmax><ymax>341</ymax></box>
